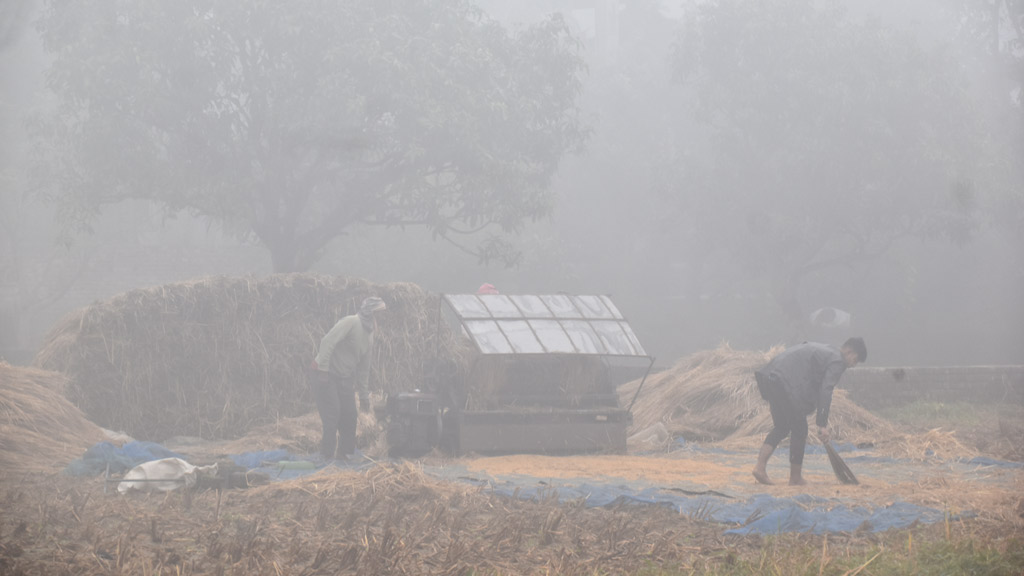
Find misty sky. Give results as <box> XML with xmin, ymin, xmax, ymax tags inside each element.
<box><xmin>1</xmin><ymin>0</ymin><xmax>1022</xmax><ymax>367</ymax></box>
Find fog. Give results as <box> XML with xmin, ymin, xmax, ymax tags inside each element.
<box><xmin>1</xmin><ymin>0</ymin><xmax>1022</xmax><ymax>367</ymax></box>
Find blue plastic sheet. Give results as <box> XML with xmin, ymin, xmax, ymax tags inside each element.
<box><xmin>471</xmin><ymin>477</ymin><xmax>962</xmax><ymax>535</ymax></box>
<box><xmin>431</xmin><ymin>439</ymin><xmax>1011</xmax><ymax>536</ymax></box>
<box><xmin>960</xmin><ymin>456</ymin><xmax>1024</xmax><ymax>469</ymax></box>
<box><xmin>65</xmin><ymin>440</ymin><xmax>1003</xmax><ymax>535</ymax></box>
<box><xmin>720</xmin><ymin>494</ymin><xmax>962</xmax><ymax>535</ymax></box>
<box><xmin>235</xmin><ymin>449</ymin><xmax>373</xmax><ymax>480</ymax></box>
<box><xmin>64</xmin><ymin>441</ymin><xmax>185</xmax><ymax>476</ymax></box>
<box><xmin>66</xmin><ymin>442</ymin><xmax>369</xmax><ymax>479</ymax></box>
<box><xmin>229</xmin><ymin>450</ymin><xmax>291</xmax><ymax>469</ymax></box>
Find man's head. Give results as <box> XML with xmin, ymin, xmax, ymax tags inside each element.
<box><xmin>358</xmin><ymin>296</ymin><xmax>386</xmax><ymax>328</ymax></box>
<box><xmin>840</xmin><ymin>337</ymin><xmax>867</xmax><ymax>367</ymax></box>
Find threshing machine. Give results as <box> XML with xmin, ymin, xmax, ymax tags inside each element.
<box><xmin>385</xmin><ymin>293</ymin><xmax>654</xmax><ymax>456</ymax></box>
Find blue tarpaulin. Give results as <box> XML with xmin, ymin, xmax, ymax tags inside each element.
<box><xmin>66</xmin><ymin>442</ymin><xmax>370</xmax><ymax>481</ymax></box>
<box><xmin>460</xmin><ymin>476</ymin><xmax>961</xmax><ymax>535</ymax></box>
<box><xmin>66</xmin><ymin>440</ymin><xmax>1003</xmax><ymax>535</ymax></box>
<box><xmin>65</xmin><ymin>441</ymin><xmax>185</xmax><ymax>476</ymax></box>
<box><xmin>960</xmin><ymin>456</ymin><xmax>1024</xmax><ymax>469</ymax></box>
<box><xmin>240</xmin><ymin>449</ymin><xmax>373</xmax><ymax>480</ymax></box>
<box><xmin>229</xmin><ymin>449</ymin><xmax>291</xmax><ymax>469</ymax></box>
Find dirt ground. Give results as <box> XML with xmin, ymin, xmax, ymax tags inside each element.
<box><xmin>1</xmin><ymin>410</ymin><xmax>1022</xmax><ymax>576</ymax></box>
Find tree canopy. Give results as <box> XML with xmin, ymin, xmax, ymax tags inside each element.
<box><xmin>945</xmin><ymin>0</ymin><xmax>1024</xmax><ymax>233</ymax></box>
<box><xmin>662</xmin><ymin>0</ymin><xmax>987</xmax><ymax>332</ymax></box>
<box><xmin>32</xmin><ymin>0</ymin><xmax>587</xmax><ymax>272</ymax></box>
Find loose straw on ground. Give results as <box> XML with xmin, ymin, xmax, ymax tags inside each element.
<box><xmin>0</xmin><ymin>362</ymin><xmax>105</xmax><ymax>474</ymax></box>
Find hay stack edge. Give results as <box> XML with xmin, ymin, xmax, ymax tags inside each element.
<box><xmin>620</xmin><ymin>344</ymin><xmax>896</xmax><ymax>447</ymax></box>
<box><xmin>33</xmin><ymin>274</ymin><xmax>464</xmax><ymax>443</ymax></box>
<box><xmin>0</xmin><ymin>362</ymin><xmax>106</xmax><ymax>474</ymax></box>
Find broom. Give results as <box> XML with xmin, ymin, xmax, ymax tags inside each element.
<box><xmin>823</xmin><ymin>440</ymin><xmax>858</xmax><ymax>485</ymax></box>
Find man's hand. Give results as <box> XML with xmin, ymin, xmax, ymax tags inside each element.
<box><xmin>358</xmin><ymin>392</ymin><xmax>370</xmax><ymax>413</ymax></box>
<box><xmin>817</xmin><ymin>425</ymin><xmax>831</xmax><ymax>444</ymax></box>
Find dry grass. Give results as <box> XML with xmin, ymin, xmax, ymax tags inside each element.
<box><xmin>877</xmin><ymin>427</ymin><xmax>979</xmax><ymax>462</ymax></box>
<box><xmin>0</xmin><ymin>463</ymin><xmax>735</xmax><ymax>575</ymax></box>
<box><xmin>0</xmin><ymin>362</ymin><xmax>106</xmax><ymax>474</ymax></box>
<box><xmin>621</xmin><ymin>343</ymin><xmax>902</xmax><ymax>448</ymax></box>
<box><xmin>621</xmin><ymin>343</ymin><xmax>778</xmax><ymax>442</ymax></box>
<box><xmin>32</xmin><ymin>274</ymin><xmax>466</xmax><ymax>442</ymax></box>
<box><xmin>0</xmin><ymin>461</ymin><xmax>1019</xmax><ymax>576</ymax></box>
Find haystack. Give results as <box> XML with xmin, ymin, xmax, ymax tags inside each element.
<box><xmin>0</xmin><ymin>362</ymin><xmax>106</xmax><ymax>474</ymax></box>
<box><xmin>34</xmin><ymin>274</ymin><xmax>466</xmax><ymax>443</ymax></box>
<box><xmin>620</xmin><ymin>343</ymin><xmax>898</xmax><ymax>447</ymax></box>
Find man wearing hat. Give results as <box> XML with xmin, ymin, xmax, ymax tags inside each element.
<box><xmin>751</xmin><ymin>337</ymin><xmax>867</xmax><ymax>486</ymax></box>
<box><xmin>312</xmin><ymin>296</ymin><xmax>386</xmax><ymax>460</ymax></box>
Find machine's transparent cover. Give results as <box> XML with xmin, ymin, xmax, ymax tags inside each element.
<box><xmin>464</xmin><ymin>320</ymin><xmax>514</xmax><ymax>354</ymax></box>
<box><xmin>444</xmin><ymin>294</ymin><xmax>648</xmax><ymax>357</ymax></box>
<box><xmin>480</xmin><ymin>295</ymin><xmax>521</xmax><ymax>318</ymax></box>
<box><xmin>531</xmin><ymin>319</ymin><xmax>575</xmax><ymax>353</ymax></box>
<box><xmin>497</xmin><ymin>320</ymin><xmax>545</xmax><ymax>354</ymax></box>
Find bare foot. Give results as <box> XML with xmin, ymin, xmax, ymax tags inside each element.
<box><xmin>788</xmin><ymin>477</ymin><xmax>807</xmax><ymax>486</ymax></box>
<box><xmin>752</xmin><ymin>469</ymin><xmax>773</xmax><ymax>485</ymax></box>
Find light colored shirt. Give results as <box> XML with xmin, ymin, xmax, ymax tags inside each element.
<box><xmin>314</xmin><ymin>315</ymin><xmax>372</xmax><ymax>392</ymax></box>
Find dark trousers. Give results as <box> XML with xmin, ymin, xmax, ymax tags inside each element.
<box><xmin>313</xmin><ymin>371</ymin><xmax>357</xmax><ymax>459</ymax></box>
<box><xmin>755</xmin><ymin>371</ymin><xmax>808</xmax><ymax>466</ymax></box>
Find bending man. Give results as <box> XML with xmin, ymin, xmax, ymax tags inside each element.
<box><xmin>752</xmin><ymin>337</ymin><xmax>867</xmax><ymax>486</ymax></box>
<box><xmin>312</xmin><ymin>296</ymin><xmax>386</xmax><ymax>460</ymax></box>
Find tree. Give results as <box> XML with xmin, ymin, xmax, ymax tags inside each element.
<box><xmin>31</xmin><ymin>0</ymin><xmax>586</xmax><ymax>272</ymax></box>
<box><xmin>0</xmin><ymin>0</ymin><xmax>33</xmax><ymax>50</ymax></box>
<box><xmin>662</xmin><ymin>0</ymin><xmax>986</xmax><ymax>336</ymax></box>
<box><xmin>2</xmin><ymin>0</ymin><xmax>87</xmax><ymax>359</ymax></box>
<box><xmin>943</xmin><ymin>0</ymin><xmax>1024</xmax><ymax>233</ymax></box>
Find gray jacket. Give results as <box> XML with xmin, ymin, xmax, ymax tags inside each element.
<box><xmin>763</xmin><ymin>342</ymin><xmax>847</xmax><ymax>427</ymax></box>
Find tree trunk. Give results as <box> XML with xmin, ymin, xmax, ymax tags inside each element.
<box><xmin>267</xmin><ymin>240</ymin><xmax>304</xmax><ymax>273</ymax></box>
<box><xmin>768</xmin><ymin>270</ymin><xmax>807</xmax><ymax>344</ymax></box>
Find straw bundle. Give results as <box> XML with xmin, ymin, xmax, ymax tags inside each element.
<box><xmin>730</xmin><ymin>388</ymin><xmax>901</xmax><ymax>445</ymax></box>
<box><xmin>880</xmin><ymin>427</ymin><xmax>978</xmax><ymax>462</ymax></box>
<box><xmin>621</xmin><ymin>343</ymin><xmax>900</xmax><ymax>446</ymax></box>
<box><xmin>33</xmin><ymin>274</ymin><xmax>463</xmax><ymax>442</ymax></box>
<box><xmin>0</xmin><ymin>362</ymin><xmax>106</xmax><ymax>474</ymax></box>
<box><xmin>621</xmin><ymin>343</ymin><xmax>778</xmax><ymax>442</ymax></box>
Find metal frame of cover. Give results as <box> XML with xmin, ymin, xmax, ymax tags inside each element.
<box><xmin>440</xmin><ymin>293</ymin><xmax>656</xmax><ymax>413</ymax></box>
<box><xmin>441</xmin><ymin>294</ymin><xmax>650</xmax><ymax>358</ymax></box>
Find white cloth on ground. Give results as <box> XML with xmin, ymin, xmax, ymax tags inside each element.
<box><xmin>117</xmin><ymin>457</ymin><xmax>217</xmax><ymax>494</ymax></box>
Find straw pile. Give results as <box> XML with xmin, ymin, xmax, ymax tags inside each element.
<box><xmin>33</xmin><ymin>274</ymin><xmax>464</xmax><ymax>442</ymax></box>
<box><xmin>879</xmin><ymin>427</ymin><xmax>979</xmax><ymax>462</ymax></box>
<box><xmin>0</xmin><ymin>462</ymin><xmax>745</xmax><ymax>576</ymax></box>
<box><xmin>0</xmin><ymin>362</ymin><xmax>106</xmax><ymax>474</ymax></box>
<box><xmin>621</xmin><ymin>344</ymin><xmax>776</xmax><ymax>442</ymax></box>
<box><xmin>620</xmin><ymin>343</ymin><xmax>898</xmax><ymax>446</ymax></box>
